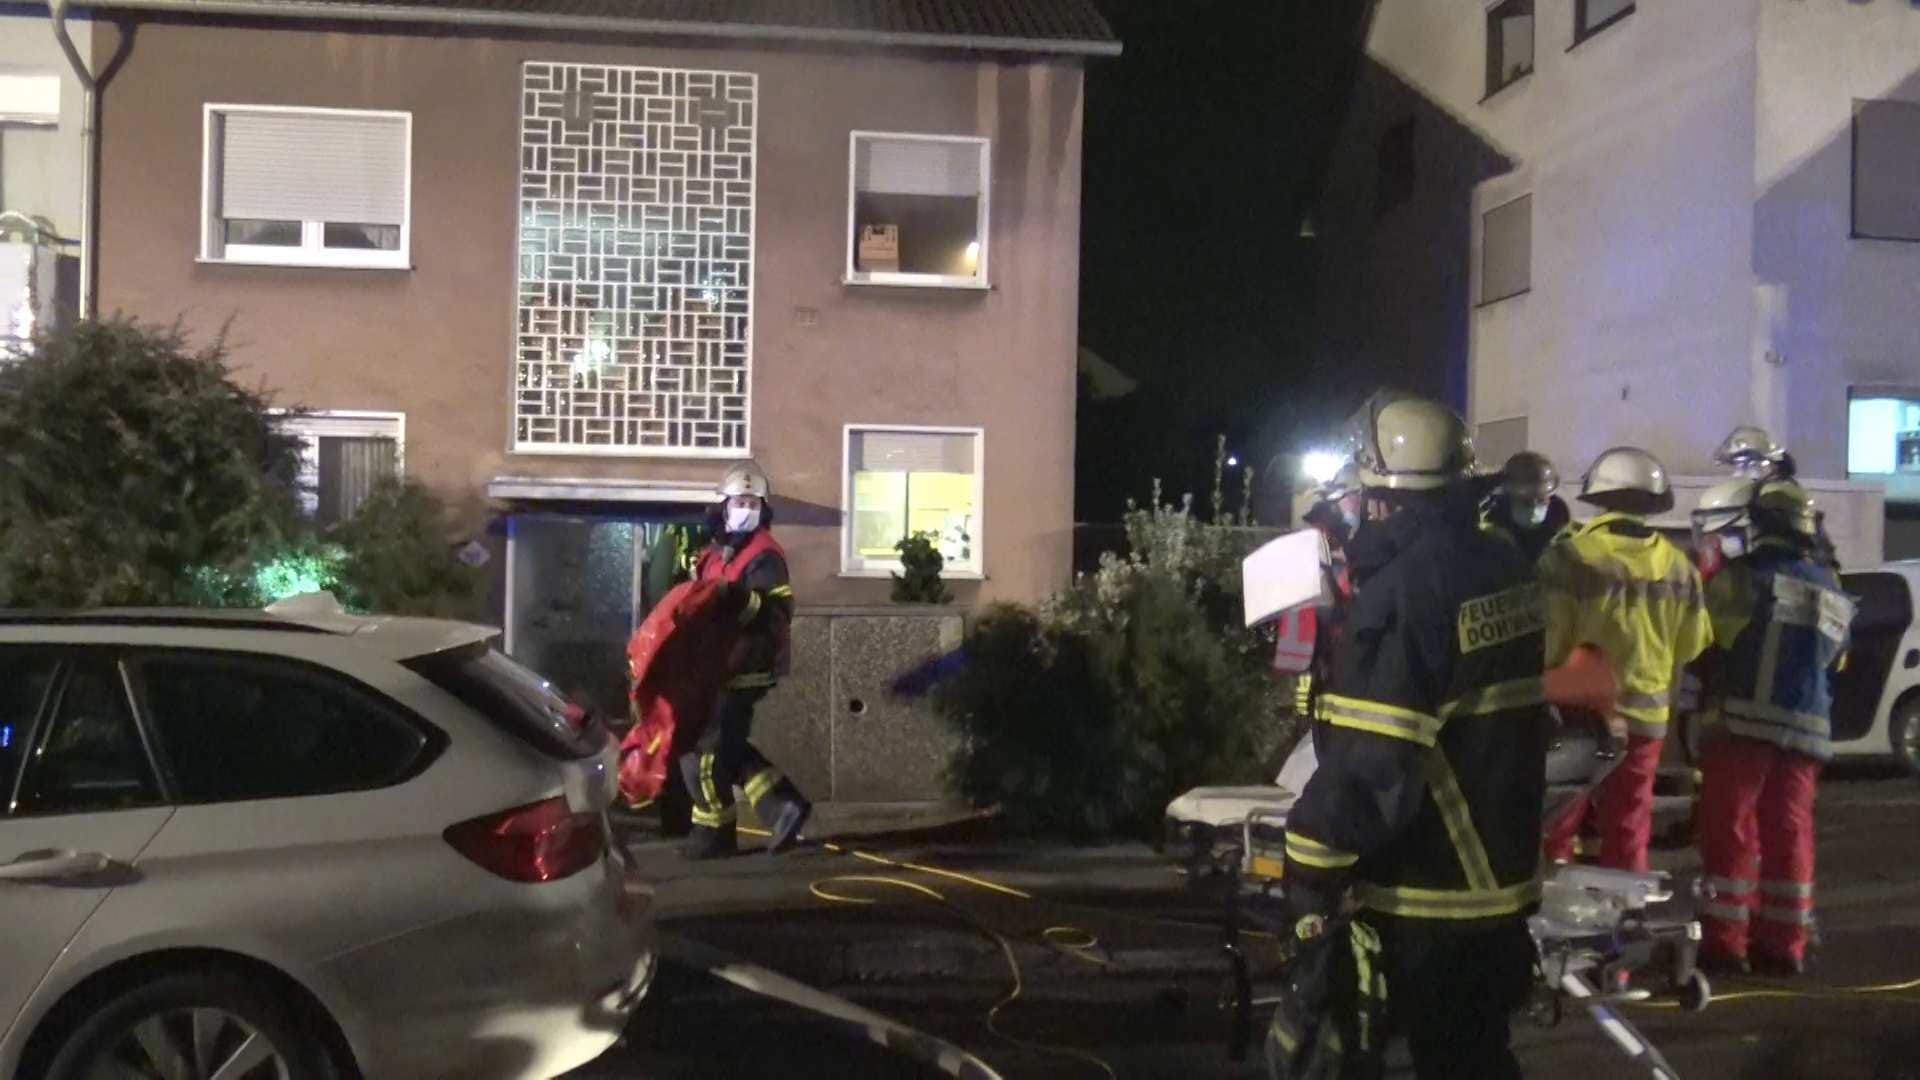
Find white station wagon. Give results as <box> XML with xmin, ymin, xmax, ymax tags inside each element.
<box><xmin>0</xmin><ymin>595</ymin><xmax>655</xmax><ymax>1080</ymax></box>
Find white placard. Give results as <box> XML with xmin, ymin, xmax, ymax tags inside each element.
<box><xmin>1242</xmin><ymin>528</ymin><xmax>1333</xmax><ymax>628</ymax></box>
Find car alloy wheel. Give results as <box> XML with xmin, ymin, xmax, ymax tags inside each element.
<box><xmin>86</xmin><ymin>1008</ymin><xmax>293</xmax><ymax>1080</ymax></box>
<box><xmin>1896</xmin><ymin>699</ymin><xmax>1920</xmax><ymax>778</ymax></box>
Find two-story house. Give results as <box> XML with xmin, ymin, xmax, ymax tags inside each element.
<box><xmin>43</xmin><ymin>0</ymin><xmax>1114</xmax><ymax>747</ymax></box>
<box><xmin>1320</xmin><ymin>0</ymin><xmax>1919</xmax><ymax>567</ymax></box>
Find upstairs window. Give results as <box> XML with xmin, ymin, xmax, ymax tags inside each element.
<box><xmin>1481</xmin><ymin>194</ymin><xmax>1532</xmax><ymax>305</ymax></box>
<box><xmin>1574</xmin><ymin>0</ymin><xmax>1635</xmax><ymax>46</ymax></box>
<box><xmin>847</xmin><ymin>133</ymin><xmax>990</xmax><ymax>289</ymax></box>
<box><xmin>1852</xmin><ymin>98</ymin><xmax>1920</xmax><ymax>243</ymax></box>
<box><xmin>1376</xmin><ymin>117</ymin><xmax>1417</xmax><ymax>217</ymax></box>
<box><xmin>202</xmin><ymin>105</ymin><xmax>411</xmax><ymax>269</ymax></box>
<box><xmin>1486</xmin><ymin>0</ymin><xmax>1535</xmax><ymax>98</ymax></box>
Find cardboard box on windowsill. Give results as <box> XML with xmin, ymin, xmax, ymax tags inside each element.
<box><xmin>858</xmin><ymin>224</ymin><xmax>900</xmax><ymax>272</ymax></box>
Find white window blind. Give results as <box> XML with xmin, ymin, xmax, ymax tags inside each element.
<box><xmin>854</xmin><ymin>137</ymin><xmax>982</xmax><ymax>198</ymax></box>
<box><xmin>0</xmin><ymin>72</ymin><xmax>60</xmax><ymax>125</ymax></box>
<box><xmin>851</xmin><ymin>430</ymin><xmax>977</xmax><ymax>474</ymax></box>
<box><xmin>220</xmin><ymin>111</ymin><xmax>408</xmax><ymax>225</ymax></box>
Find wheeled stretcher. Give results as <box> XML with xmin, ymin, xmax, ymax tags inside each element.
<box><xmin>1165</xmin><ymin>728</ymin><xmax>1711</xmax><ymax>1078</ymax></box>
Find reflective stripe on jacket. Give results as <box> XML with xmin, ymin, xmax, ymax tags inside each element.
<box><xmin>1284</xmin><ymin>497</ymin><xmax>1552</xmax><ymax>927</ymax></box>
<box><xmin>1706</xmin><ymin>542</ymin><xmax>1853</xmax><ymax>761</ymax></box>
<box><xmin>1539</xmin><ymin>513</ymin><xmax>1712</xmax><ymax>738</ymax></box>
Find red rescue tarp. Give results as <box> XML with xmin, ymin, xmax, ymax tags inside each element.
<box><xmin>617</xmin><ymin>577</ymin><xmax>741</xmax><ymax>806</ymax></box>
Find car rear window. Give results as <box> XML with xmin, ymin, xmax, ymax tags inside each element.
<box><xmin>136</xmin><ymin>652</ymin><xmax>435</xmax><ymax>804</ymax></box>
<box><xmin>405</xmin><ymin>645</ymin><xmax>605</xmax><ymax>760</ymax></box>
<box><xmin>1842</xmin><ymin>571</ymin><xmax>1912</xmax><ymax>636</ymax></box>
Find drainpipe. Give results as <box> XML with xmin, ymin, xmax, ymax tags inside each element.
<box><xmin>47</xmin><ymin>0</ymin><xmax>98</xmax><ymax>320</ymax></box>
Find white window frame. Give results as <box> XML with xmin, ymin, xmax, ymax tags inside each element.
<box><xmin>844</xmin><ymin>132</ymin><xmax>991</xmax><ymax>291</ymax></box>
<box><xmin>200</xmin><ymin>104</ymin><xmax>413</xmax><ymax>271</ymax></box>
<box><xmin>272</xmin><ymin>410</ymin><xmax>406</xmax><ymax>518</ymax></box>
<box><xmin>841</xmin><ymin>423</ymin><xmax>986</xmax><ymax>579</ymax></box>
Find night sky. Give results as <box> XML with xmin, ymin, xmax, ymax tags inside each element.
<box><xmin>1077</xmin><ymin>0</ymin><xmax>1373</xmax><ymax>522</ymax></box>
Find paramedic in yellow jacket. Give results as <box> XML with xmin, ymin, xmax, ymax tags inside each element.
<box><xmin>1540</xmin><ymin>447</ymin><xmax>1714</xmax><ymax>873</ymax></box>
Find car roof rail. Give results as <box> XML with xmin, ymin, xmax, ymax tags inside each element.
<box><xmin>0</xmin><ymin>612</ymin><xmax>335</xmax><ymax>634</ymax></box>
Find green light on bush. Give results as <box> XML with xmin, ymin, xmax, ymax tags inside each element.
<box><xmin>253</xmin><ymin>552</ymin><xmax>340</xmax><ymax>603</ymax></box>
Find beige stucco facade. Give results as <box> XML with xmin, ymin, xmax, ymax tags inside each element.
<box><xmin>91</xmin><ymin>18</ymin><xmax>1083</xmax><ymax>609</ymax></box>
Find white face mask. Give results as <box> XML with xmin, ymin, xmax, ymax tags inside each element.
<box><xmin>1512</xmin><ymin>501</ymin><xmax>1550</xmax><ymax>528</ymax></box>
<box><xmin>1717</xmin><ymin>532</ymin><xmax>1746</xmax><ymax>560</ymax></box>
<box><xmin>724</xmin><ymin>501</ymin><xmax>762</xmax><ymax>535</ymax></box>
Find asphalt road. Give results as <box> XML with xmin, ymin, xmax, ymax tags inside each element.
<box><xmin>575</xmin><ymin>768</ymin><xmax>1920</xmax><ymax>1079</ymax></box>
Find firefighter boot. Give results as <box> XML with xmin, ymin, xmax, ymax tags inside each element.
<box><xmin>680</xmin><ymin>823</ymin><xmax>738</xmax><ymax>861</ymax></box>
<box><xmin>768</xmin><ymin>800</ymin><xmax>812</xmax><ymax>856</ymax></box>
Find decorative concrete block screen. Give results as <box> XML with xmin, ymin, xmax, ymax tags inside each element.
<box><xmin>516</xmin><ymin>63</ymin><xmax>756</xmax><ymax>455</ymax></box>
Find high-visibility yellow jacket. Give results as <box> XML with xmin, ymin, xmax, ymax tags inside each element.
<box><xmin>1539</xmin><ymin>513</ymin><xmax>1713</xmax><ymax>738</ymax></box>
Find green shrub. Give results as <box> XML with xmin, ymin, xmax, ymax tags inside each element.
<box><xmin>0</xmin><ymin>318</ymin><xmax>303</xmax><ymax>607</ymax></box>
<box><xmin>327</xmin><ymin>478</ymin><xmax>484</xmax><ymax>619</ymax></box>
<box><xmin>0</xmin><ymin>318</ymin><xmax>481</xmax><ymax>618</ymax></box>
<box><xmin>937</xmin><ymin>440</ymin><xmax>1297</xmax><ymax>839</ymax></box>
<box><xmin>891</xmin><ymin>532</ymin><xmax>954</xmax><ymax>604</ymax></box>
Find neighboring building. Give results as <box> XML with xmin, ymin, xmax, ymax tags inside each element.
<box><xmin>67</xmin><ymin>0</ymin><xmax>1114</xmax><ymax>721</ymax></box>
<box><xmin>1312</xmin><ymin>50</ymin><xmax>1513</xmax><ymax>418</ymax></box>
<box><xmin>1332</xmin><ymin>0</ymin><xmax>1920</xmax><ymax>566</ymax></box>
<box><xmin>0</xmin><ymin>9</ymin><xmax>86</xmax><ymax>348</ymax></box>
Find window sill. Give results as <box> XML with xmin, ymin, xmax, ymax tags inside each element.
<box><xmin>1849</xmin><ymin>231</ymin><xmax>1920</xmax><ymax>245</ymax></box>
<box><xmin>840</xmin><ymin>566</ymin><xmax>986</xmax><ymax>582</ymax></box>
<box><xmin>198</xmin><ymin>254</ymin><xmax>412</xmax><ymax>272</ymax></box>
<box><xmin>1480</xmin><ymin>71</ymin><xmax>1533</xmax><ymax>105</ymax></box>
<box><xmin>1568</xmin><ymin>7</ymin><xmax>1635</xmax><ymax>52</ymax></box>
<box><xmin>1476</xmin><ymin>287</ymin><xmax>1532</xmax><ymax>310</ymax></box>
<box><xmin>507</xmin><ymin>444</ymin><xmax>746</xmax><ymax>460</ymax></box>
<box><xmin>844</xmin><ymin>272</ymin><xmax>991</xmax><ymax>291</ymax></box>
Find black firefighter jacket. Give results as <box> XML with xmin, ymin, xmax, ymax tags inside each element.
<box><xmin>1284</xmin><ymin>494</ymin><xmax>1552</xmax><ymax>927</ymax></box>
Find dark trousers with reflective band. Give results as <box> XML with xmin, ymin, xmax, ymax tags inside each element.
<box><xmin>1376</xmin><ymin>916</ymin><xmax>1532</xmax><ymax>1080</ymax></box>
<box><xmin>1699</xmin><ymin>733</ymin><xmax>1819</xmax><ymax>962</ymax></box>
<box><xmin>678</xmin><ymin>688</ymin><xmax>805</xmax><ymax>838</ymax></box>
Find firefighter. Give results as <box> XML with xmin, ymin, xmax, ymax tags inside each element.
<box><xmin>1272</xmin><ymin>392</ymin><xmax>1551</xmax><ymax>1080</ymax></box>
<box><xmin>1712</xmin><ymin>425</ymin><xmax>1840</xmax><ymax>571</ymax></box>
<box><xmin>1540</xmin><ymin>448</ymin><xmax>1714</xmax><ymax>873</ymax></box>
<box><xmin>678</xmin><ymin>460</ymin><xmax>811</xmax><ymax>859</ymax></box>
<box><xmin>1483</xmin><ymin>451</ymin><xmax>1572</xmax><ymax>563</ymax></box>
<box><xmin>1693</xmin><ymin>480</ymin><xmax>1853</xmax><ymax>976</ymax></box>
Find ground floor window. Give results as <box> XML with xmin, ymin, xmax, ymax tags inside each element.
<box><xmin>1848</xmin><ymin>391</ymin><xmax>1920</xmax><ymax>504</ymax></box>
<box><xmin>275</xmin><ymin>411</ymin><xmax>403</xmax><ymax>525</ymax></box>
<box><xmin>843</xmin><ymin>426</ymin><xmax>983</xmax><ymax>576</ymax></box>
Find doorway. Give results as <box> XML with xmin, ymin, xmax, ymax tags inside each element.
<box><xmin>503</xmin><ymin>508</ymin><xmax>709</xmax><ymax>725</ymax></box>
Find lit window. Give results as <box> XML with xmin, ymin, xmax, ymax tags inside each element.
<box><xmin>843</xmin><ymin>427</ymin><xmax>983</xmax><ymax>576</ymax></box>
<box><xmin>276</xmin><ymin>411</ymin><xmax>404</xmax><ymax>526</ymax></box>
<box><xmin>1481</xmin><ymin>194</ymin><xmax>1532</xmax><ymax>305</ymax></box>
<box><xmin>1574</xmin><ymin>0</ymin><xmax>1635</xmax><ymax>46</ymax></box>
<box><xmin>0</xmin><ymin>72</ymin><xmax>60</xmax><ymax>126</ymax></box>
<box><xmin>846</xmin><ymin>133</ymin><xmax>990</xmax><ymax>288</ymax></box>
<box><xmin>202</xmin><ymin>105</ymin><xmax>411</xmax><ymax>269</ymax></box>
<box><xmin>1848</xmin><ymin>395</ymin><xmax>1920</xmax><ymax>474</ymax></box>
<box><xmin>1852</xmin><ymin>98</ymin><xmax>1920</xmax><ymax>243</ymax></box>
<box><xmin>1485</xmin><ymin>0</ymin><xmax>1534</xmax><ymax>98</ymax></box>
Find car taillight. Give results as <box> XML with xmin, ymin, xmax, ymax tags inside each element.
<box><xmin>444</xmin><ymin>796</ymin><xmax>604</xmax><ymax>883</ymax></box>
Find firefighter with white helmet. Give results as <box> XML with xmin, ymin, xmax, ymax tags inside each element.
<box><xmin>1272</xmin><ymin>391</ymin><xmax>1550</xmax><ymax>1079</ymax></box>
<box><xmin>1707</xmin><ymin>425</ymin><xmax>1840</xmax><ymax>573</ymax></box>
<box><xmin>1539</xmin><ymin>448</ymin><xmax>1714</xmax><ymax>873</ymax></box>
<box><xmin>1484</xmin><ymin>451</ymin><xmax>1573</xmax><ymax>563</ymax></box>
<box><xmin>678</xmin><ymin>460</ymin><xmax>811</xmax><ymax>859</ymax></box>
<box><xmin>1690</xmin><ymin>479</ymin><xmax>1853</xmax><ymax>975</ymax></box>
